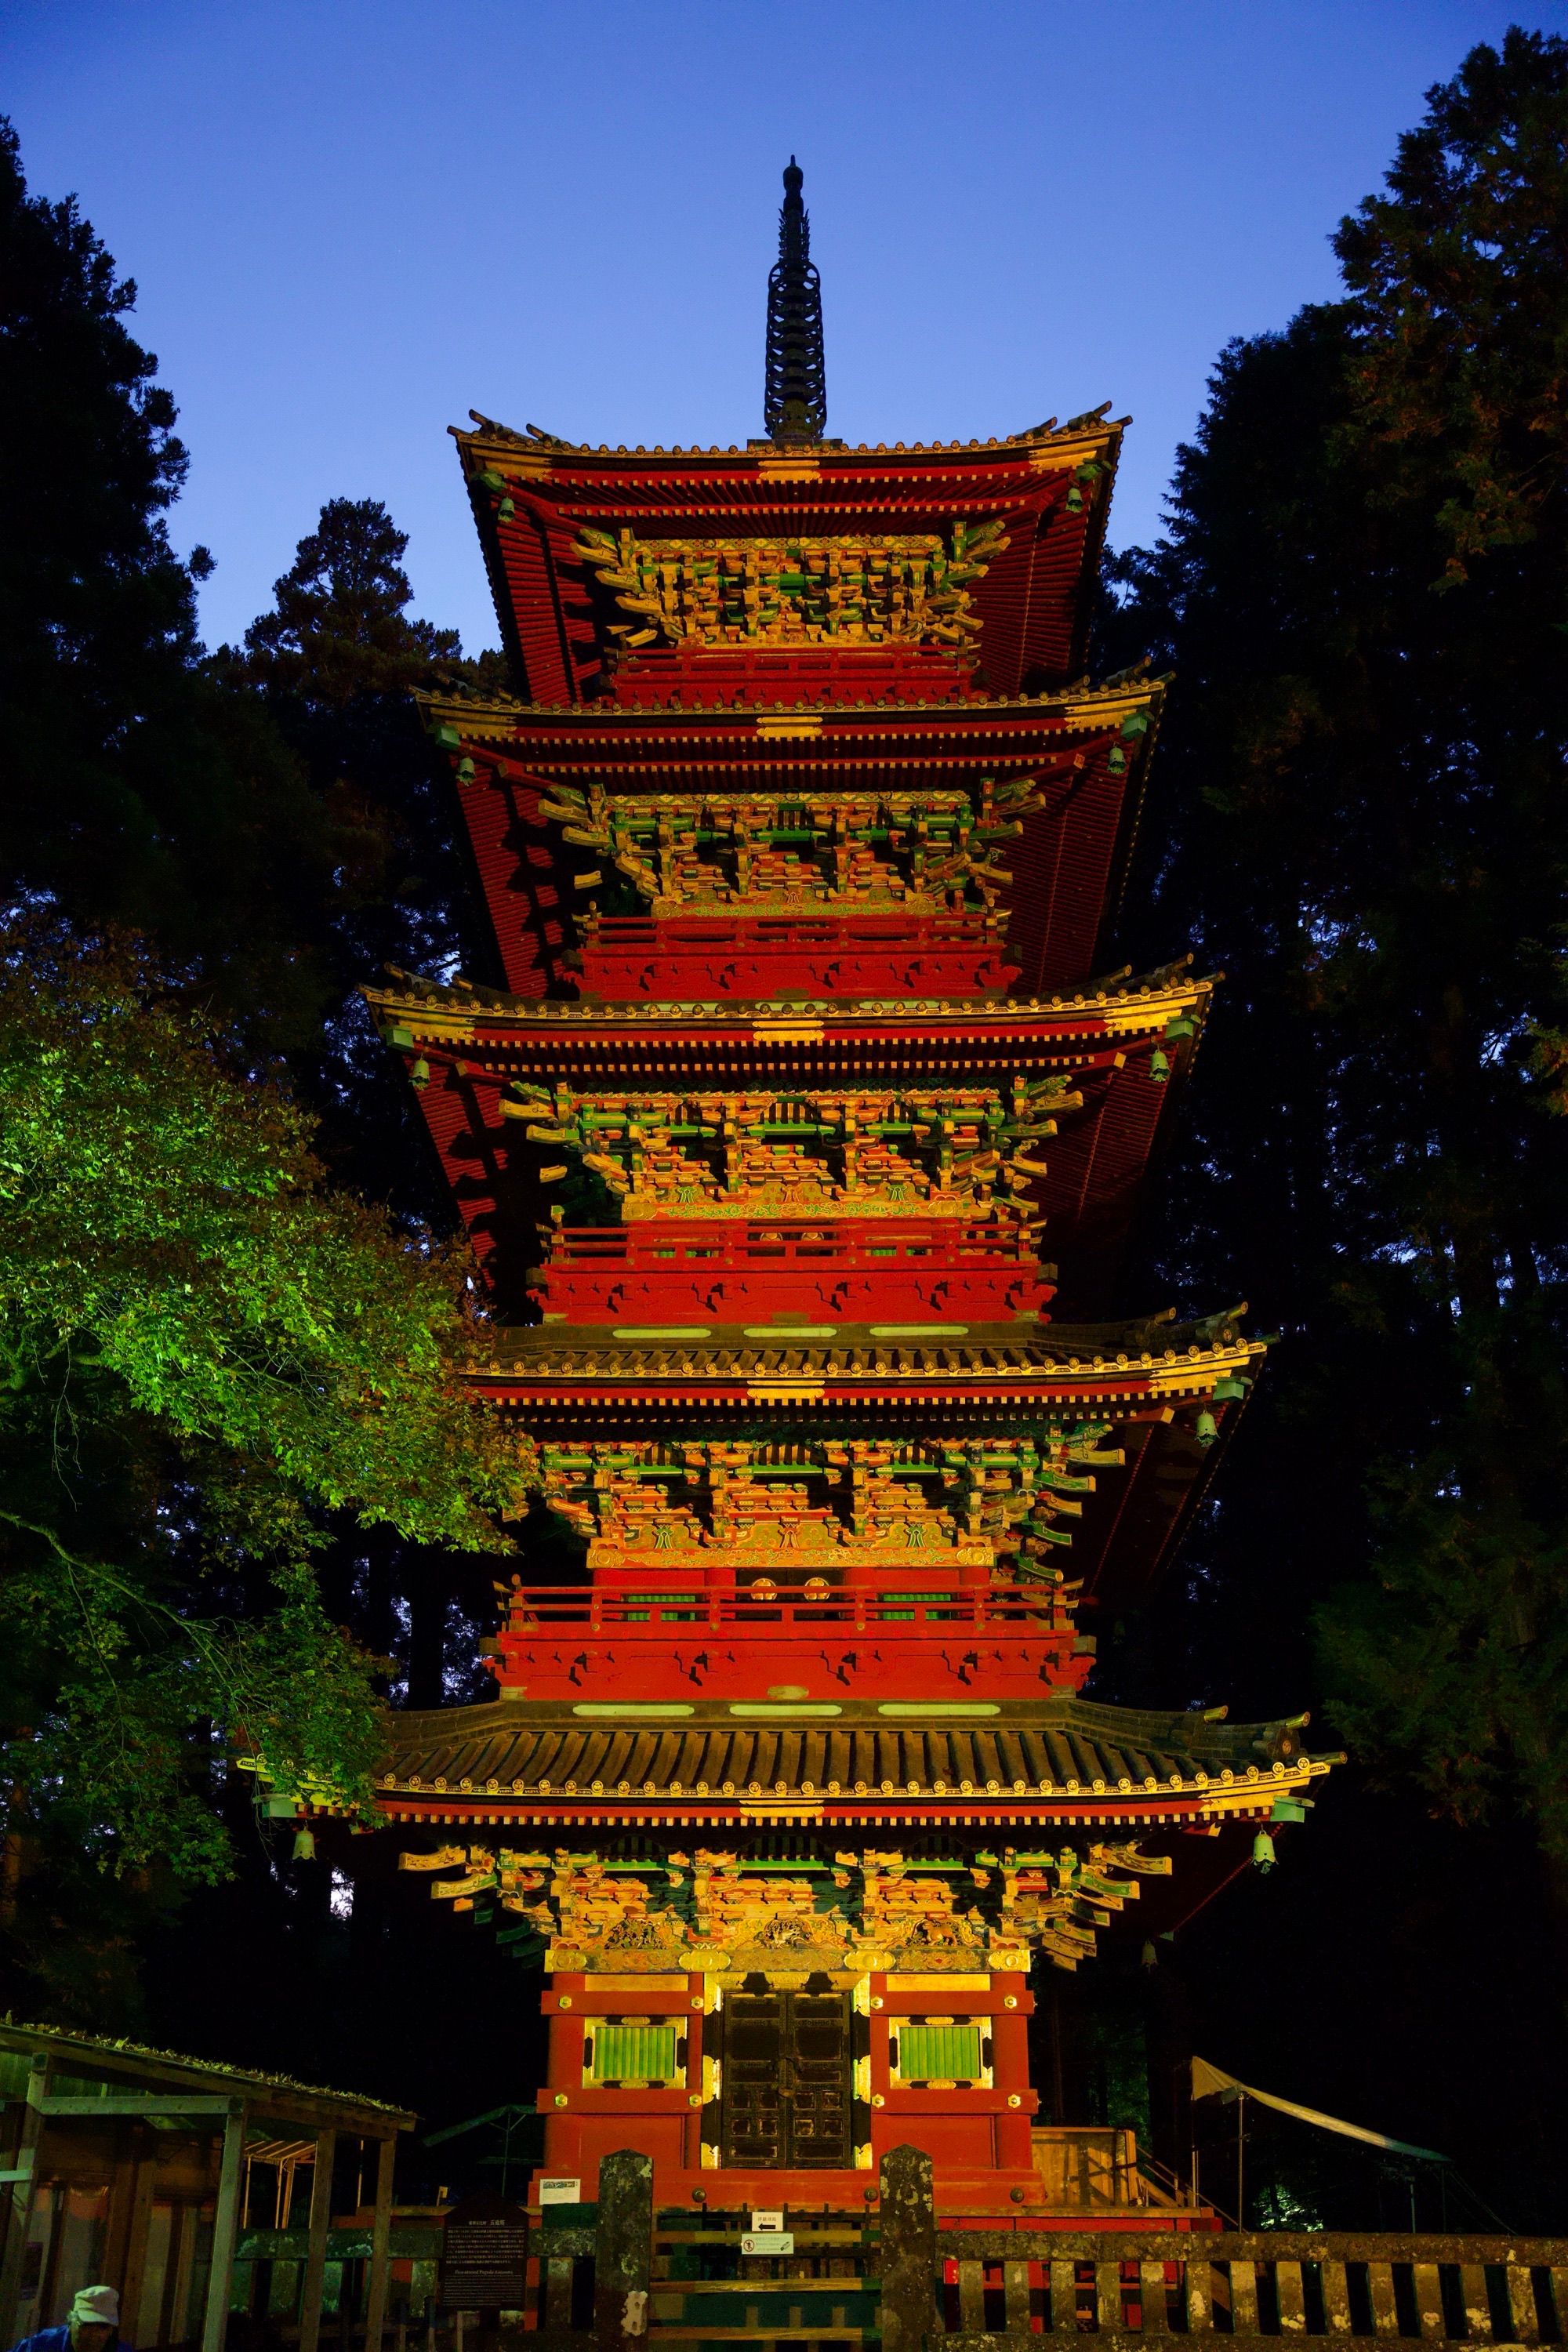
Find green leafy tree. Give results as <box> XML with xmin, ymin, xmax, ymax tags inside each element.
<box><xmin>0</xmin><ymin>923</ymin><xmax>525</xmax><ymax>1919</ymax></box>
<box><xmin>0</xmin><ymin>124</ymin><xmax>522</xmax><ymax>2032</ymax></box>
<box><xmin>1105</xmin><ymin>30</ymin><xmax>1568</xmax><ymax>1950</ymax></box>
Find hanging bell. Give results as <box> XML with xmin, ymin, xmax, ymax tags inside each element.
<box><xmin>292</xmin><ymin>1828</ymin><xmax>317</xmax><ymax>1863</ymax></box>
<box><xmin>410</xmin><ymin>1057</ymin><xmax>430</xmax><ymax>1091</ymax></box>
<box><xmin>1252</xmin><ymin>1830</ymin><xmax>1276</xmax><ymax>1871</ymax></box>
<box><xmin>497</xmin><ymin>497</ymin><xmax>516</xmax><ymax>521</ymax></box>
<box><xmin>1195</xmin><ymin>1409</ymin><xmax>1218</xmax><ymax>1446</ymax></box>
<box><xmin>1140</xmin><ymin>1940</ymin><xmax>1157</xmax><ymax>1970</ymax></box>
<box><xmin>1065</xmin><ymin>486</ymin><xmax>1084</xmax><ymax>514</ymax></box>
<box><xmin>1149</xmin><ymin>1050</ymin><xmax>1171</xmax><ymax>1084</ymax></box>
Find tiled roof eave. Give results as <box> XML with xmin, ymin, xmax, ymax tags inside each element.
<box><xmin>416</xmin><ymin>673</ymin><xmax>1168</xmax><ymax>736</ymax></box>
<box><xmin>470</xmin><ymin>1332</ymin><xmax>1263</xmax><ymax>1388</ymax></box>
<box><xmin>451</xmin><ymin>416</ymin><xmax>1127</xmax><ymax>474</ymax></box>
<box><xmin>361</xmin><ymin>964</ymin><xmax>1211</xmax><ymax>1038</ymax></box>
<box><xmin>368</xmin><ymin>1703</ymin><xmax>1335</xmax><ymax>1825</ymax></box>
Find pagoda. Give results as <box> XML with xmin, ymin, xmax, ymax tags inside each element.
<box><xmin>367</xmin><ymin>164</ymin><xmax>1334</xmax><ymax>2223</ymax></box>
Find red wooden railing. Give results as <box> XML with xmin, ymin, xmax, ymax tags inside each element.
<box><xmin>531</xmin><ymin>1218</ymin><xmax>1054</xmax><ymax>1323</ymax></box>
<box><xmin>539</xmin><ymin>1219</ymin><xmax>1047</xmax><ymax>1270</ymax></box>
<box><xmin>580</xmin><ymin>911</ymin><xmax>1009</xmax><ymax>949</ymax></box>
<box><xmin>498</xmin><ymin>1581</ymin><xmax>1075</xmax><ymax>1639</ymax></box>
<box><xmin>577</xmin><ymin>909</ymin><xmax>1020</xmax><ymax>999</ymax></box>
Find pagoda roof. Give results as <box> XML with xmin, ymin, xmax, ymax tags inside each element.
<box><xmin>476</xmin><ymin>1309</ymin><xmax>1258</xmax><ymax>1389</ymax></box>
<box><xmin>422</xmin><ymin>676</ymin><xmax>1164</xmax><ymax>997</ymax></box>
<box><xmin>422</xmin><ymin>673</ymin><xmax>1163</xmax><ymax>742</ymax></box>
<box><xmin>454</xmin><ymin>410</ymin><xmax>1123</xmax><ymax>705</ymax></box>
<box><xmin>463</xmin><ymin>1313</ymin><xmax>1260</xmax><ymax>1606</ymax></box>
<box><xmin>373</xmin><ymin>1689</ymin><xmax>1330</xmax><ymax>1836</ymax></box>
<box><xmin>458</xmin><ymin>411</ymin><xmax>1123</xmax><ymax>471</ymax></box>
<box><xmin>367</xmin><ymin>964</ymin><xmax>1209</xmax><ymax>1316</ymax></box>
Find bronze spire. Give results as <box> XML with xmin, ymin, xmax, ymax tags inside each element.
<box><xmin>763</xmin><ymin>157</ymin><xmax>826</xmax><ymax>444</ymax></box>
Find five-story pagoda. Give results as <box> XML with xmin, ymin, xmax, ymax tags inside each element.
<box><xmin>368</xmin><ymin>165</ymin><xmax>1334</xmax><ymax>2223</ymax></box>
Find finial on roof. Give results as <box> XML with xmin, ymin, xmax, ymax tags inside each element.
<box><xmin>764</xmin><ymin>156</ymin><xmax>826</xmax><ymax>445</ymax></box>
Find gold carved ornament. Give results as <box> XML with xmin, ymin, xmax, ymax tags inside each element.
<box><xmin>569</xmin><ymin>521</ymin><xmax>1009</xmax><ymax>653</ymax></box>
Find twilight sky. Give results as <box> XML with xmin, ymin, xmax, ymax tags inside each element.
<box><xmin>6</xmin><ymin>0</ymin><xmax>1567</xmax><ymax>654</ymax></box>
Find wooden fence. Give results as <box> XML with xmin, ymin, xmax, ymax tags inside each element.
<box><xmin>516</xmin><ymin>2147</ymin><xmax>1568</xmax><ymax>2352</ymax></box>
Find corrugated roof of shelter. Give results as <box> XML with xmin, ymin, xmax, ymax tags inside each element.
<box><xmin>0</xmin><ymin>2019</ymin><xmax>413</xmax><ymax>2124</ymax></box>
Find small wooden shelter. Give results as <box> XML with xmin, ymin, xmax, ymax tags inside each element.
<box><xmin>0</xmin><ymin>2020</ymin><xmax>412</xmax><ymax>2351</ymax></box>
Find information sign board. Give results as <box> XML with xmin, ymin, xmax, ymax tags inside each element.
<box><xmin>440</xmin><ymin>2200</ymin><xmax>529</xmax><ymax>2310</ymax></box>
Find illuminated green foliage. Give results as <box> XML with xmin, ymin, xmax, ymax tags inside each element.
<box><xmin>0</xmin><ymin>924</ymin><xmax>526</xmax><ymax>1882</ymax></box>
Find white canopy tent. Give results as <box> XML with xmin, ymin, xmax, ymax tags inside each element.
<box><xmin>1192</xmin><ymin>2054</ymin><xmax>1446</xmax><ymax>2164</ymax></box>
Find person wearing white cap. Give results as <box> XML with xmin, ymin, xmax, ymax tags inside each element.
<box><xmin>9</xmin><ymin>2281</ymin><xmax>123</xmax><ymax>2352</ymax></box>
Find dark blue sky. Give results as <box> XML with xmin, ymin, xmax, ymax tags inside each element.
<box><xmin>7</xmin><ymin>1</ymin><xmax>1566</xmax><ymax>653</ymax></box>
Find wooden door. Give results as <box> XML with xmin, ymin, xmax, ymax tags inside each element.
<box><xmin>719</xmin><ymin>1987</ymin><xmax>851</xmax><ymax>2169</ymax></box>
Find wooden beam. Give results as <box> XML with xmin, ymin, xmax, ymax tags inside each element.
<box><xmin>118</xmin><ymin>2132</ymin><xmax>158</xmax><ymax>2348</ymax></box>
<box><xmin>0</xmin><ymin>2053</ymin><xmax>49</xmax><ymax>2347</ymax></box>
<box><xmin>361</xmin><ymin>2134</ymin><xmax>397</xmax><ymax>2352</ymax></box>
<box><xmin>201</xmin><ymin>2100</ymin><xmax>248</xmax><ymax>2352</ymax></box>
<box><xmin>168</xmin><ymin>2201</ymin><xmax>198</xmax><ymax>2346</ymax></box>
<box><xmin>102</xmin><ymin>2129</ymin><xmax>143</xmax><ymax>2310</ymax></box>
<box><xmin>298</xmin><ymin>2129</ymin><xmax>336</xmax><ymax>2352</ymax></box>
